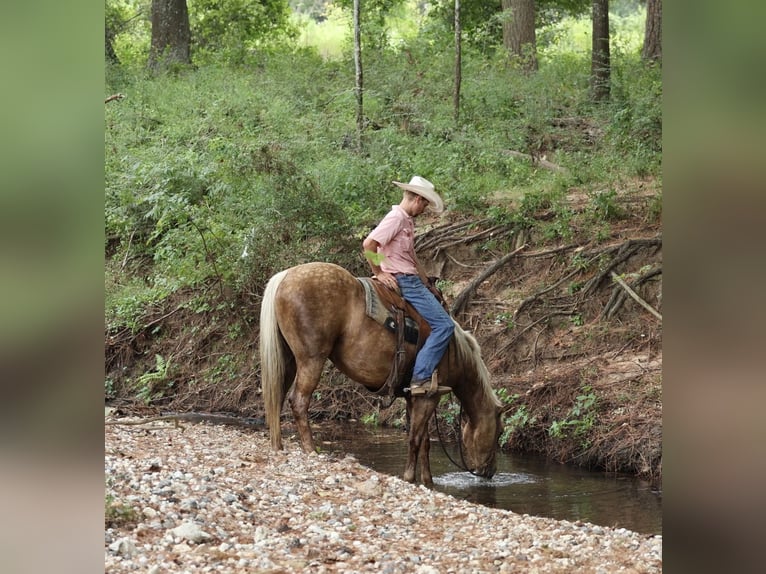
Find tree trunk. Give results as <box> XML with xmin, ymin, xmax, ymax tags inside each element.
<box><xmin>353</xmin><ymin>0</ymin><xmax>363</xmax><ymax>152</ymax></box>
<box><xmin>641</xmin><ymin>0</ymin><xmax>661</xmax><ymax>63</ymax></box>
<box><xmin>502</xmin><ymin>0</ymin><xmax>537</xmax><ymax>72</ymax></box>
<box><xmin>453</xmin><ymin>0</ymin><xmax>462</xmax><ymax>122</ymax></box>
<box><xmin>148</xmin><ymin>0</ymin><xmax>191</xmax><ymax>70</ymax></box>
<box><xmin>105</xmin><ymin>27</ymin><xmax>119</xmax><ymax>64</ymax></box>
<box><xmin>591</xmin><ymin>0</ymin><xmax>610</xmax><ymax>102</ymax></box>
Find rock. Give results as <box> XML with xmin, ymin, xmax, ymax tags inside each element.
<box><xmin>105</xmin><ymin>422</ymin><xmax>662</xmax><ymax>573</ymax></box>
<box><xmin>354</xmin><ymin>475</ymin><xmax>382</xmax><ymax>496</ymax></box>
<box><xmin>108</xmin><ymin>537</ymin><xmax>137</xmax><ymax>558</ymax></box>
<box><xmin>169</xmin><ymin>521</ymin><xmax>211</xmax><ymax>543</ymax></box>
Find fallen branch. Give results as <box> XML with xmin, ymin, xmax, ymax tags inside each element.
<box><xmin>582</xmin><ymin>236</ymin><xmax>661</xmax><ymax>296</ymax></box>
<box><xmin>609</xmin><ymin>272</ymin><xmax>662</xmax><ymax>321</ymax></box>
<box><xmin>451</xmin><ymin>244</ymin><xmax>528</xmax><ymax>316</ymax></box>
<box><xmin>105</xmin><ymin>412</ymin><xmax>262</xmax><ymax>429</ymax></box>
<box><xmin>502</xmin><ymin>149</ymin><xmax>569</xmax><ymax>174</ymax></box>
<box><xmin>416</xmin><ymin>218</ymin><xmax>490</xmax><ymax>251</ymax></box>
<box><xmin>601</xmin><ymin>267</ymin><xmax>662</xmax><ymax>320</ymax></box>
<box><xmin>519</xmin><ymin>243</ymin><xmax>580</xmax><ymax>258</ymax></box>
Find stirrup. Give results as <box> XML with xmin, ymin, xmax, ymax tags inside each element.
<box><xmin>407</xmin><ymin>385</ymin><xmax>451</xmax><ymax>397</ymax></box>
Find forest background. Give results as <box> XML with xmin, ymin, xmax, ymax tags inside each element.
<box><xmin>0</xmin><ymin>2</ymin><xmax>761</xmax><ymax>573</ymax></box>
<box><xmin>105</xmin><ymin>0</ymin><xmax>663</xmax><ymax>481</ymax></box>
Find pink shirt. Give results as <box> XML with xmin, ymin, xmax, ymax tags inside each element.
<box><xmin>366</xmin><ymin>205</ymin><xmax>418</xmax><ymax>275</ymax></box>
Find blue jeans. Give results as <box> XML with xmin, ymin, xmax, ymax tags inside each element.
<box><xmin>395</xmin><ymin>274</ymin><xmax>455</xmax><ymax>381</ymax></box>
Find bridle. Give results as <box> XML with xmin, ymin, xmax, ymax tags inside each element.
<box><xmin>433</xmin><ymin>401</ymin><xmax>496</xmax><ymax>478</ymax></box>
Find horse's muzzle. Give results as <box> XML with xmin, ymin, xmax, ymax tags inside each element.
<box><xmin>474</xmin><ymin>459</ymin><xmax>497</xmax><ymax>479</ymax></box>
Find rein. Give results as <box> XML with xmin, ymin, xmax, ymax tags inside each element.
<box><xmin>433</xmin><ymin>401</ymin><xmax>485</xmax><ymax>478</ymax></box>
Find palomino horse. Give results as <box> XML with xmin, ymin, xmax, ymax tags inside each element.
<box><xmin>260</xmin><ymin>262</ymin><xmax>505</xmax><ymax>485</ymax></box>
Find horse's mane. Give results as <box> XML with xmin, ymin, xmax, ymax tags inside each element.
<box><xmin>452</xmin><ymin>321</ymin><xmax>503</xmax><ymax>408</ymax></box>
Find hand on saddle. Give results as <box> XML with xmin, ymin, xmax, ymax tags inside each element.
<box><xmin>374</xmin><ymin>272</ymin><xmax>400</xmax><ymax>293</ymax></box>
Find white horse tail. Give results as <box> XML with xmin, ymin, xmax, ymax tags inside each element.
<box><xmin>260</xmin><ymin>269</ymin><xmax>289</xmax><ymax>450</ymax></box>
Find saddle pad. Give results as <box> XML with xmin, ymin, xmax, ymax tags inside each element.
<box><xmin>358</xmin><ymin>277</ymin><xmax>420</xmax><ymax>345</ymax></box>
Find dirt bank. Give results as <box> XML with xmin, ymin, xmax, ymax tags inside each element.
<box><xmin>105</xmin><ymin>178</ymin><xmax>662</xmax><ymax>484</ymax></box>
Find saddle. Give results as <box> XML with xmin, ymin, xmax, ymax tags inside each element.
<box><xmin>358</xmin><ymin>277</ymin><xmax>432</xmax><ymax>396</ymax></box>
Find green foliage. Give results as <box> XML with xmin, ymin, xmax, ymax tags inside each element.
<box><xmin>427</xmin><ymin>0</ymin><xmax>591</xmax><ymax>52</ymax></box>
<box><xmin>604</xmin><ymin>55</ymin><xmax>662</xmax><ymax>175</ymax></box>
<box><xmin>492</xmin><ymin>311</ymin><xmax>515</xmax><ymax>331</ymax></box>
<box><xmin>361</xmin><ymin>410</ymin><xmax>380</xmax><ymax>426</ymax></box>
<box><xmin>646</xmin><ymin>191</ymin><xmax>662</xmax><ymax>223</ymax></box>
<box><xmin>107</xmin><ymin>0</ymin><xmax>152</xmax><ymax>68</ymax></box>
<box><xmin>105</xmin><ymin>377</ymin><xmax>116</xmax><ymax>399</ymax></box>
<box><xmin>105</xmin><ymin>494</ymin><xmax>139</xmax><ymax>527</ymax></box>
<box><xmin>568</xmin><ymin>313</ymin><xmax>584</xmax><ymax>327</ymax></box>
<box><xmin>364</xmin><ymin>250</ymin><xmax>386</xmax><ymax>266</ymax></box>
<box><xmin>189</xmin><ymin>0</ymin><xmax>297</xmax><ymax>64</ymax></box>
<box><xmin>135</xmin><ymin>354</ymin><xmax>173</xmax><ymax>404</ymax></box>
<box><xmin>439</xmin><ymin>395</ymin><xmax>461</xmax><ymax>427</ymax></box>
<box><xmin>496</xmin><ymin>390</ymin><xmax>537</xmax><ymax>448</ymax></box>
<box><xmin>105</xmin><ymin>7</ymin><xmax>660</xmax><ymax>347</ymax></box>
<box><xmin>548</xmin><ymin>385</ymin><xmax>598</xmax><ymax>446</ymax></box>
<box><xmin>589</xmin><ymin>188</ymin><xmax>625</xmax><ymax>221</ymax></box>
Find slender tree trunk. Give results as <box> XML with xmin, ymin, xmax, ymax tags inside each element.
<box><xmin>502</xmin><ymin>0</ymin><xmax>537</xmax><ymax>71</ymax></box>
<box><xmin>591</xmin><ymin>0</ymin><xmax>610</xmax><ymax>101</ymax></box>
<box><xmin>148</xmin><ymin>0</ymin><xmax>191</xmax><ymax>70</ymax></box>
<box><xmin>453</xmin><ymin>0</ymin><xmax>462</xmax><ymax>122</ymax></box>
<box><xmin>642</xmin><ymin>0</ymin><xmax>662</xmax><ymax>63</ymax></box>
<box><xmin>106</xmin><ymin>27</ymin><xmax>119</xmax><ymax>64</ymax></box>
<box><xmin>353</xmin><ymin>0</ymin><xmax>363</xmax><ymax>152</ymax></box>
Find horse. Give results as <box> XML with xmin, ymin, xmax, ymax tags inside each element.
<box><xmin>259</xmin><ymin>262</ymin><xmax>505</xmax><ymax>485</ymax></box>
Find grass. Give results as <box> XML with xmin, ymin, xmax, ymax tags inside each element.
<box><xmin>105</xmin><ymin>9</ymin><xmax>660</xmax><ymax>335</ymax></box>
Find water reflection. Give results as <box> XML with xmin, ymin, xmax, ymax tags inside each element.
<box><xmin>322</xmin><ymin>425</ymin><xmax>661</xmax><ymax>535</ymax></box>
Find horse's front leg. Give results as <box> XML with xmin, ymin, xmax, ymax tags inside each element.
<box><xmin>404</xmin><ymin>396</ymin><xmax>438</xmax><ymax>483</ymax></box>
<box><xmin>403</xmin><ymin>398</ymin><xmax>417</xmax><ymax>482</ymax></box>
<box><xmin>419</xmin><ymin>433</ymin><xmax>433</xmax><ymax>486</ymax></box>
<box><xmin>287</xmin><ymin>359</ymin><xmax>324</xmax><ymax>453</ymax></box>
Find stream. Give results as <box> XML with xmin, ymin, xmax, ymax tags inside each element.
<box><xmin>321</xmin><ymin>424</ymin><xmax>662</xmax><ymax>535</ymax></box>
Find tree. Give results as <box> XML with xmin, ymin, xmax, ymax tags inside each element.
<box><xmin>353</xmin><ymin>0</ymin><xmax>363</xmax><ymax>152</ymax></box>
<box><xmin>502</xmin><ymin>0</ymin><xmax>538</xmax><ymax>71</ymax></box>
<box><xmin>590</xmin><ymin>0</ymin><xmax>610</xmax><ymax>101</ymax></box>
<box><xmin>189</xmin><ymin>0</ymin><xmax>295</xmax><ymax>63</ymax></box>
<box><xmin>454</xmin><ymin>0</ymin><xmax>462</xmax><ymax>121</ymax></box>
<box><xmin>641</xmin><ymin>0</ymin><xmax>661</xmax><ymax>63</ymax></box>
<box><xmin>148</xmin><ymin>0</ymin><xmax>190</xmax><ymax>69</ymax></box>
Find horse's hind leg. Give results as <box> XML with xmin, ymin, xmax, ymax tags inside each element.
<box><xmin>287</xmin><ymin>358</ymin><xmax>325</xmax><ymax>454</ymax></box>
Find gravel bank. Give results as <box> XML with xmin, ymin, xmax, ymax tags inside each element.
<box><xmin>105</xmin><ymin>420</ymin><xmax>662</xmax><ymax>573</ymax></box>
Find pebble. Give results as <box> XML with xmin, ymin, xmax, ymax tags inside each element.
<box><xmin>105</xmin><ymin>422</ymin><xmax>662</xmax><ymax>572</ymax></box>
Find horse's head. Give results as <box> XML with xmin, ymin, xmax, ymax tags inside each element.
<box><xmin>460</xmin><ymin>402</ymin><xmax>505</xmax><ymax>478</ymax></box>
<box><xmin>449</xmin><ymin>326</ymin><xmax>508</xmax><ymax>478</ymax></box>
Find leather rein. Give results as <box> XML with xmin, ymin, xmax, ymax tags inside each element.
<box><xmin>433</xmin><ymin>401</ymin><xmax>492</xmax><ymax>478</ymax></box>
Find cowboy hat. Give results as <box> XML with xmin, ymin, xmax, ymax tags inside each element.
<box><xmin>393</xmin><ymin>176</ymin><xmax>444</xmax><ymax>214</ymax></box>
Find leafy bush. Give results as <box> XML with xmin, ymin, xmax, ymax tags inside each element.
<box><xmin>105</xmin><ymin>8</ymin><xmax>660</xmax><ymax>342</ymax></box>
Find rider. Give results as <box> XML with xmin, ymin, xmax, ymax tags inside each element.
<box><xmin>362</xmin><ymin>176</ymin><xmax>454</xmax><ymax>395</ymax></box>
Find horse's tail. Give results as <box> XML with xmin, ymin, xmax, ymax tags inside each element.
<box><xmin>260</xmin><ymin>269</ymin><xmax>290</xmax><ymax>450</ymax></box>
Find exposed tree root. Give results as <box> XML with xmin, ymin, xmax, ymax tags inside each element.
<box><xmin>451</xmin><ymin>244</ymin><xmax>528</xmax><ymax>316</ymax></box>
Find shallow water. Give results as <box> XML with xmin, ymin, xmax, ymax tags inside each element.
<box><xmin>322</xmin><ymin>425</ymin><xmax>662</xmax><ymax>535</ymax></box>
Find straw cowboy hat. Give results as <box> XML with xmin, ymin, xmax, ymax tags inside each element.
<box><xmin>393</xmin><ymin>176</ymin><xmax>444</xmax><ymax>214</ymax></box>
